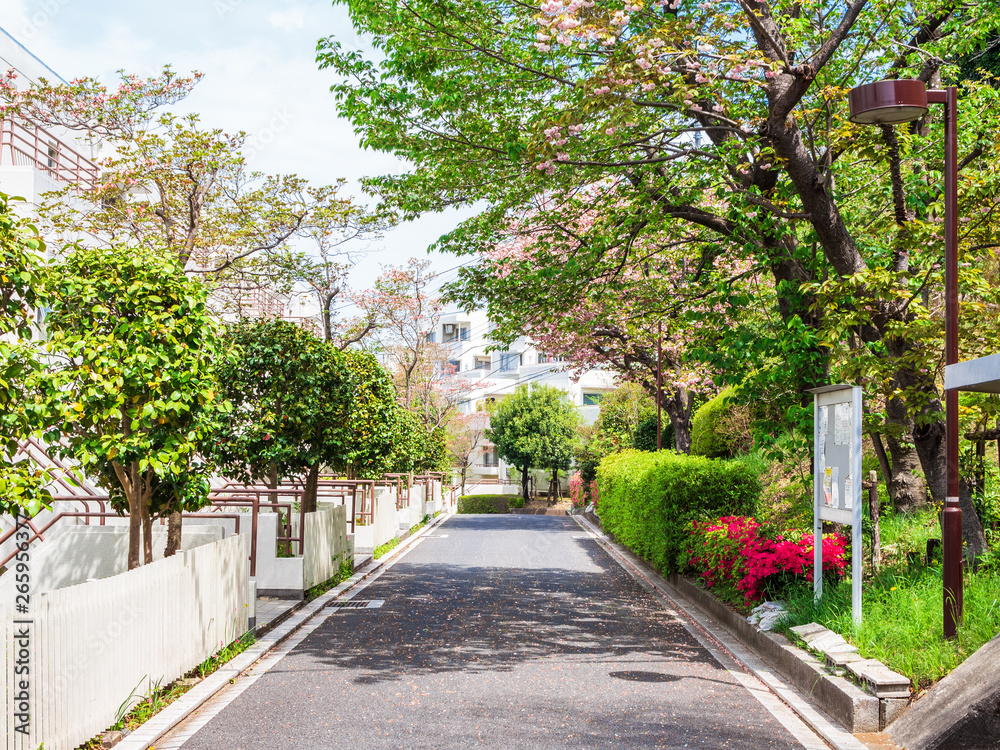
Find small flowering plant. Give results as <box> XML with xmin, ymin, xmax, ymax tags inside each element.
<box><xmin>678</xmin><ymin>516</ymin><xmax>848</xmax><ymax>607</ymax></box>
<box><xmin>568</xmin><ymin>471</ymin><xmax>586</xmax><ymax>509</ymax></box>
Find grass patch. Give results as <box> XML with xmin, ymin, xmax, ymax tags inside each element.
<box><xmin>304</xmin><ymin>558</ymin><xmax>354</xmax><ymax>601</ymax></box>
<box><xmin>374</xmin><ymin>516</ymin><xmax>431</xmax><ymax>559</ymax></box>
<box><xmin>776</xmin><ymin>508</ymin><xmax>1000</xmax><ymax>689</ymax></box>
<box><xmin>79</xmin><ymin>630</ymin><xmax>257</xmax><ymax>747</ymax></box>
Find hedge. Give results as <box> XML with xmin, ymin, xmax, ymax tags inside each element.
<box><xmin>596</xmin><ymin>449</ymin><xmax>760</xmax><ymax>573</ymax></box>
<box><xmin>456</xmin><ymin>494</ymin><xmax>526</xmax><ymax>514</ymax></box>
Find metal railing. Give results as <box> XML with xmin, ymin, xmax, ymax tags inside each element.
<box><xmin>0</xmin><ymin>119</ymin><xmax>99</xmax><ymax>190</ymax></box>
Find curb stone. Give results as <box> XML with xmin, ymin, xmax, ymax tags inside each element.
<box><xmin>114</xmin><ymin>510</ymin><xmax>452</xmax><ymax>750</ymax></box>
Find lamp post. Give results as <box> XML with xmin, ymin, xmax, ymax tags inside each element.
<box><xmin>848</xmin><ymin>79</ymin><xmax>962</xmax><ymax>638</ymax></box>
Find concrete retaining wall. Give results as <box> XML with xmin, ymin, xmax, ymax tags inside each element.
<box><xmin>301</xmin><ymin>503</ymin><xmax>352</xmax><ymax>590</ymax></box>
<box><xmin>352</xmin><ymin>488</ymin><xmax>398</xmax><ymax>552</ymax></box>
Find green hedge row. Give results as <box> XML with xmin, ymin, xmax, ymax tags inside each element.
<box><xmin>596</xmin><ymin>449</ymin><xmax>760</xmax><ymax>573</ymax></box>
<box><xmin>456</xmin><ymin>494</ymin><xmax>526</xmax><ymax>514</ymax></box>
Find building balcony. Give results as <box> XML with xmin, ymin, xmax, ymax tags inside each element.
<box><xmin>0</xmin><ymin>119</ymin><xmax>99</xmax><ymax>191</ymax></box>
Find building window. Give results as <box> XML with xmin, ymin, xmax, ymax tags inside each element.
<box><xmin>474</xmin><ymin>357</ymin><xmax>490</xmax><ymax>370</ymax></box>
<box><xmin>499</xmin><ymin>352</ymin><xmax>519</xmax><ymax>372</ymax></box>
<box><xmin>482</xmin><ymin>447</ymin><xmax>499</xmax><ymax>467</ymax></box>
<box><xmin>425</xmin><ymin>331</ymin><xmax>436</xmax><ymax>343</ymax></box>
<box><xmin>582</xmin><ymin>392</ymin><xmax>604</xmax><ymax>406</ymax></box>
<box><xmin>538</xmin><ymin>353</ymin><xmax>566</xmax><ymax>365</ymax></box>
<box><xmin>448</xmin><ymin>359</ymin><xmax>461</xmax><ymax>373</ymax></box>
<box><xmin>460</xmin><ymin>327</ymin><xmax>470</xmax><ymax>340</ymax></box>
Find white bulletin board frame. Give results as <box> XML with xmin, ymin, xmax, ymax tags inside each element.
<box><xmin>809</xmin><ymin>384</ymin><xmax>863</xmax><ymax>624</ymax></box>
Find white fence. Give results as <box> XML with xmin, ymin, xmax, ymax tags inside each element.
<box><xmin>0</xmin><ymin>533</ymin><xmax>250</xmax><ymax>750</ymax></box>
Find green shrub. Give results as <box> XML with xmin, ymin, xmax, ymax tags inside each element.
<box><xmin>596</xmin><ymin>449</ymin><xmax>760</xmax><ymax>573</ymax></box>
<box><xmin>690</xmin><ymin>388</ymin><xmax>753</xmax><ymax>458</ymax></box>
<box><xmin>631</xmin><ymin>415</ymin><xmax>674</xmax><ymax>451</ymax></box>
<box><xmin>457</xmin><ymin>494</ymin><xmax>524</xmax><ymax>513</ymax></box>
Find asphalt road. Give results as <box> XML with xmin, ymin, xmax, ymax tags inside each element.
<box><xmin>178</xmin><ymin>514</ymin><xmax>814</xmax><ymax>749</ymax></box>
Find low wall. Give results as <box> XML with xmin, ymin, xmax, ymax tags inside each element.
<box><xmin>253</xmin><ymin>512</ymin><xmax>303</xmax><ymax>597</ymax></box>
<box><xmin>302</xmin><ymin>503</ymin><xmax>352</xmax><ymax>590</ymax></box>
<box><xmin>353</xmin><ymin>489</ymin><xmax>398</xmax><ymax>551</ymax></box>
<box><xmin>0</xmin><ymin>533</ymin><xmax>250</xmax><ymax>750</ymax></box>
<box><xmin>0</xmin><ymin>524</ymin><xmax>224</xmax><ymax>598</ymax></box>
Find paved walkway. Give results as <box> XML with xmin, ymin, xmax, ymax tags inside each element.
<box><xmin>164</xmin><ymin>515</ymin><xmax>827</xmax><ymax>749</ymax></box>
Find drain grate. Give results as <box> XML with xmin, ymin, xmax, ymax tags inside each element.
<box><xmin>328</xmin><ymin>599</ymin><xmax>384</xmax><ymax>610</ymax></box>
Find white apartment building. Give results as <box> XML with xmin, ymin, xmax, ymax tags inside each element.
<box><xmin>432</xmin><ymin>309</ymin><xmax>616</xmax><ymax>488</ymax></box>
<box><xmin>0</xmin><ymin>26</ymin><xmax>99</xmax><ymax>218</ymax></box>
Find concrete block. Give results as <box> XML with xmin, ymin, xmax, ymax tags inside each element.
<box><xmin>826</xmin><ymin>649</ymin><xmax>864</xmax><ymax>670</ymax></box>
<box><xmin>862</xmin><ymin>667</ymin><xmax>911</xmax><ymax>699</ymax></box>
<box><xmin>789</xmin><ymin>622</ymin><xmax>826</xmax><ymax>638</ymax></box>
<box><xmin>881</xmin><ymin>697</ymin><xmax>910</xmax><ymax>731</ymax></box>
<box><xmin>846</xmin><ymin>659</ymin><xmax>887</xmax><ymax>682</ymax></box>
<box><xmin>809</xmin><ymin>635</ymin><xmax>851</xmax><ymax>657</ymax></box>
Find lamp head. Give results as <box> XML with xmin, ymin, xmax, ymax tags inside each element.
<box><xmin>849</xmin><ymin>79</ymin><xmax>929</xmax><ymax>125</ymax></box>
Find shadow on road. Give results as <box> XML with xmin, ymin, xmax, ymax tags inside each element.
<box><xmin>289</xmin><ymin>528</ymin><xmax>720</xmax><ymax>687</ymax></box>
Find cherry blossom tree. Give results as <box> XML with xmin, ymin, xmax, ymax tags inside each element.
<box><xmin>322</xmin><ymin>0</ymin><xmax>1000</xmax><ymax>551</ymax></box>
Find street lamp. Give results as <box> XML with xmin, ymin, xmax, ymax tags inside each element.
<box><xmin>848</xmin><ymin>78</ymin><xmax>963</xmax><ymax>638</ymax></box>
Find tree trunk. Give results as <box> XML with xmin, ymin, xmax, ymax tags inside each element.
<box><xmin>127</xmin><ymin>492</ymin><xmax>142</xmax><ymax>570</ymax></box>
<box><xmin>521</xmin><ymin>465</ymin><xmax>530</xmax><ymax>502</ymax></box>
<box><xmin>959</xmin><ymin>478</ymin><xmax>988</xmax><ymax>561</ymax></box>
<box><xmin>303</xmin><ymin>463</ymin><xmax>320</xmax><ymax>515</ymax></box>
<box><xmin>869</xmin><ymin>431</ymin><xmax>893</xmax><ymax>503</ymax></box>
<box><xmin>662</xmin><ymin>386</ymin><xmax>693</xmax><ymax>455</ymax></box>
<box><xmin>883</xmin><ymin>395</ymin><xmax>928</xmax><ymax>512</ymax></box>
<box><xmin>268</xmin><ymin>462</ymin><xmax>279</xmax><ymax>505</ymax></box>
<box><xmin>549</xmin><ymin>467</ymin><xmax>560</xmax><ymax>501</ymax></box>
<box><xmin>164</xmin><ymin>511</ymin><xmax>182</xmax><ymax>557</ymax></box>
<box><xmin>140</xmin><ymin>502</ymin><xmax>153</xmax><ymax>566</ymax></box>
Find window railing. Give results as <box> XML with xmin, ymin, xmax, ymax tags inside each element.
<box><xmin>0</xmin><ymin>119</ymin><xmax>99</xmax><ymax>191</ymax></box>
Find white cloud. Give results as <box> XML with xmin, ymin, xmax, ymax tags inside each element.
<box><xmin>266</xmin><ymin>7</ymin><xmax>306</xmax><ymax>32</ymax></box>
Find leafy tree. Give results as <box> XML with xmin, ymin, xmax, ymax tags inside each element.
<box><xmin>487</xmin><ymin>384</ymin><xmax>581</xmax><ymax>500</ymax></box>
<box><xmin>0</xmin><ymin>67</ymin><xmax>386</xmax><ymax>309</ymax></box>
<box><xmin>0</xmin><ymin>193</ymin><xmax>51</xmax><ymax>517</ymax></box>
<box><xmin>321</xmin><ymin>0</ymin><xmax>1000</xmax><ymax>552</ymax></box>
<box><xmin>208</xmin><ymin>319</ymin><xmax>353</xmax><ymax>513</ymax></box>
<box><xmin>38</xmin><ymin>244</ymin><xmax>229</xmax><ymax>569</ymax></box>
<box><xmin>340</xmin><ymin>349</ymin><xmax>403</xmax><ymax>478</ymax></box>
<box><xmin>361</xmin><ymin>258</ymin><xmax>442</xmax><ymax>403</ymax></box>
<box><xmin>448</xmin><ymin>412</ymin><xmax>491</xmax><ymax>494</ymax></box>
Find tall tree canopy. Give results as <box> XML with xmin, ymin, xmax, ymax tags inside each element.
<box><xmin>321</xmin><ymin>0</ymin><xmax>1000</xmax><ymax>551</ymax></box>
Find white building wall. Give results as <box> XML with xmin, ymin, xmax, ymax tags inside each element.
<box><xmin>436</xmin><ymin>308</ymin><xmax>616</xmax><ymax>488</ymax></box>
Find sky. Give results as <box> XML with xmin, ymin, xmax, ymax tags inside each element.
<box><xmin>0</xmin><ymin>0</ymin><xmax>478</xmax><ymax>297</ymax></box>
